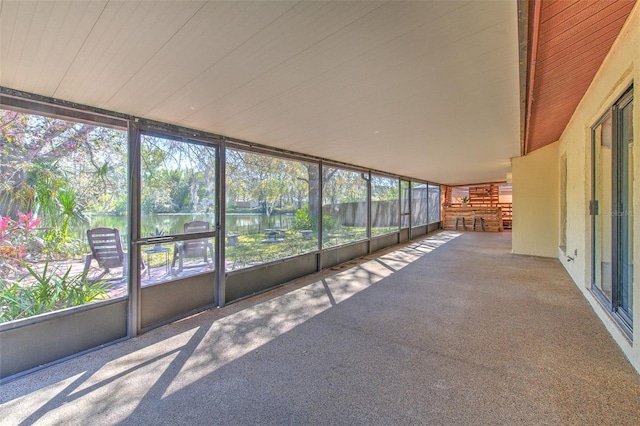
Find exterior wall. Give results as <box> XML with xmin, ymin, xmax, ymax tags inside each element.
<box><xmin>553</xmin><ymin>4</ymin><xmax>639</xmax><ymax>370</ymax></box>
<box><xmin>512</xmin><ymin>142</ymin><xmax>559</xmax><ymax>257</ymax></box>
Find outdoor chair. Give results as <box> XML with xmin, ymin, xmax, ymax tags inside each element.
<box><xmin>172</xmin><ymin>221</ymin><xmax>214</xmax><ymax>273</ymax></box>
<box><xmin>84</xmin><ymin>227</ymin><xmax>143</xmax><ymax>281</ymax></box>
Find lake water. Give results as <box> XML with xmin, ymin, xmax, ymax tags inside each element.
<box><xmin>81</xmin><ymin>213</ymin><xmax>294</xmax><ymax>241</ymax></box>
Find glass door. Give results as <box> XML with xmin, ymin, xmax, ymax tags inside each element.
<box><xmin>136</xmin><ymin>133</ymin><xmax>218</xmax><ymax>329</ymax></box>
<box><xmin>592</xmin><ymin>87</ymin><xmax>633</xmax><ymax>332</ymax></box>
<box><xmin>615</xmin><ymin>93</ymin><xmax>633</xmax><ymax>325</ymax></box>
<box><xmin>401</xmin><ymin>180</ymin><xmax>411</xmax><ymax>229</ymax></box>
<box><xmin>592</xmin><ymin>114</ymin><xmax>613</xmax><ymax>301</ymax></box>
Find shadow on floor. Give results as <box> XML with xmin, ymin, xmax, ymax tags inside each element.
<box><xmin>2</xmin><ymin>231</ymin><xmax>640</xmax><ymax>425</ymax></box>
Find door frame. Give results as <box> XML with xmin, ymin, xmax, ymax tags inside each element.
<box><xmin>128</xmin><ymin>122</ymin><xmax>223</xmax><ymax>334</ymax></box>
<box><xmin>591</xmin><ymin>86</ymin><xmax>634</xmax><ymax>336</ymax></box>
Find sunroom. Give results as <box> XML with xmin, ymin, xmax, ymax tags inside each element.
<box><xmin>1</xmin><ymin>0</ymin><xmax>639</xmax><ymax>386</ymax></box>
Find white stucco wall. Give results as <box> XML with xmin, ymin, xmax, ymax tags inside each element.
<box><xmin>512</xmin><ymin>142</ymin><xmax>559</xmax><ymax>257</ymax></box>
<box><xmin>553</xmin><ymin>4</ymin><xmax>639</xmax><ymax>370</ymax></box>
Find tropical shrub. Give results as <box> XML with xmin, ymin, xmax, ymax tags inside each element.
<box><xmin>0</xmin><ymin>212</ymin><xmax>43</xmax><ymax>277</ymax></box>
<box><xmin>0</xmin><ymin>259</ymin><xmax>109</xmax><ymax>323</ymax></box>
<box><xmin>292</xmin><ymin>208</ymin><xmax>312</xmax><ymax>230</ymax></box>
<box><xmin>321</xmin><ymin>215</ymin><xmax>337</xmax><ymax>232</ymax></box>
<box><xmin>292</xmin><ymin>208</ymin><xmax>337</xmax><ymax>232</ymax></box>
<box><xmin>30</xmin><ymin>164</ymin><xmax>88</xmax><ymax>258</ymax></box>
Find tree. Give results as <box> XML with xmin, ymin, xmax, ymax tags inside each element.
<box><xmin>1</xmin><ymin>108</ymin><xmax>129</xmax><ymax>257</ymax></box>
<box><xmin>140</xmin><ymin>136</ymin><xmax>216</xmax><ymax>215</ymax></box>
<box><xmin>1</xmin><ymin>109</ymin><xmax>128</xmax><ymax>218</ymax></box>
<box><xmin>226</xmin><ymin>150</ymin><xmax>311</xmax><ymax>216</ymax></box>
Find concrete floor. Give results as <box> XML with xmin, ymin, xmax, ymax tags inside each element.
<box><xmin>2</xmin><ymin>231</ymin><xmax>640</xmax><ymax>425</ymax></box>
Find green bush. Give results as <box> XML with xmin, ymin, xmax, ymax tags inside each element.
<box><xmin>292</xmin><ymin>208</ymin><xmax>312</xmax><ymax>230</ymax></box>
<box><xmin>321</xmin><ymin>215</ymin><xmax>337</xmax><ymax>231</ymax></box>
<box><xmin>0</xmin><ymin>260</ymin><xmax>109</xmax><ymax>323</ymax></box>
<box><xmin>292</xmin><ymin>208</ymin><xmax>337</xmax><ymax>232</ymax></box>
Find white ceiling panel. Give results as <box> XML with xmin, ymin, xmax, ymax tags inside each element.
<box><xmin>1</xmin><ymin>1</ymin><xmax>107</xmax><ymax>95</ymax></box>
<box><xmin>0</xmin><ymin>0</ymin><xmax>521</xmax><ymax>185</ymax></box>
<box><xmin>183</xmin><ymin>1</ymin><xmax>461</xmax><ymax>134</ymax></box>
<box><xmin>181</xmin><ymin>1</ymin><xmax>458</xmax><ymax>129</ymax></box>
<box><xmin>54</xmin><ymin>1</ymin><xmax>207</xmax><ymax>106</ymax></box>
<box><xmin>105</xmin><ymin>1</ymin><xmax>296</xmax><ymax>115</ymax></box>
<box><xmin>146</xmin><ymin>1</ymin><xmax>385</xmax><ymax>121</ymax></box>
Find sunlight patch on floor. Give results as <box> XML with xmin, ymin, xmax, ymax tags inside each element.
<box><xmin>69</xmin><ymin>329</ymin><xmax>199</xmax><ymax>396</ymax></box>
<box><xmin>162</xmin><ymin>232</ymin><xmax>459</xmax><ymax>398</ymax></box>
<box><xmin>0</xmin><ymin>373</ymin><xmax>84</xmax><ymax>425</ymax></box>
<box><xmin>0</xmin><ymin>232</ymin><xmax>459</xmax><ymax>422</ymax></box>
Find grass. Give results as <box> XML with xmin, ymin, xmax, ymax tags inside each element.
<box><xmin>225</xmin><ymin>225</ymin><xmax>398</xmax><ymax>270</ymax></box>
<box><xmin>226</xmin><ymin>230</ymin><xmax>318</xmax><ymax>269</ymax></box>
<box><xmin>21</xmin><ymin>226</ymin><xmax>401</xmax><ymax>277</ymax></box>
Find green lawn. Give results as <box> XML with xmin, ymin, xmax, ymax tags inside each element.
<box><xmin>143</xmin><ymin>225</ymin><xmax>398</xmax><ymax>271</ymax></box>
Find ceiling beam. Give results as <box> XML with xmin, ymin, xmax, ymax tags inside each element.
<box><xmin>517</xmin><ymin>0</ymin><xmax>530</xmax><ymax>157</ymax></box>
<box><xmin>523</xmin><ymin>0</ymin><xmax>542</xmax><ymax>156</ymax></box>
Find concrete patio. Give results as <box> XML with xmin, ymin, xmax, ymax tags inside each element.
<box><xmin>2</xmin><ymin>231</ymin><xmax>640</xmax><ymax>425</ymax></box>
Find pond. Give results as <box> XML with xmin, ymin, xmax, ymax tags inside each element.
<box><xmin>81</xmin><ymin>213</ymin><xmax>295</xmax><ymax>241</ymax></box>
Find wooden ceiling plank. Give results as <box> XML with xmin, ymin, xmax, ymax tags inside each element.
<box><xmin>58</xmin><ymin>1</ymin><xmax>206</xmax><ymax>107</ymax></box>
<box><xmin>31</xmin><ymin>2</ymin><xmax>86</xmax><ymax>95</ymax></box>
<box><xmin>7</xmin><ymin>1</ymin><xmax>107</xmax><ymax>97</ymax></box>
<box><xmin>216</xmin><ymin>48</ymin><xmax>516</xmax><ymax>138</ymax></box>
<box><xmin>534</xmin><ymin>47</ymin><xmax>616</xmax><ymax>96</ymax></box>
<box><xmin>539</xmin><ymin>1</ymin><xmax>623</xmax><ymax>37</ymax></box>
<box><xmin>524</xmin><ymin>0</ymin><xmax>542</xmax><ymax>155</ymax></box>
<box><xmin>536</xmin><ymin>15</ymin><xmax>628</xmax><ymax>66</ymax></box>
<box><xmin>55</xmin><ymin>1</ymin><xmax>135</xmax><ymax>102</ymax></box>
<box><xmin>542</xmin><ymin>96</ymin><xmax>584</xmax><ymax>116</ymax></box>
<box><xmin>246</xmin><ymin>71</ymin><xmax>518</xmax><ymax>162</ymax></box>
<box><xmin>535</xmin><ymin>39</ymin><xmax>616</xmax><ymax>80</ymax></box>
<box><xmin>526</xmin><ymin>0</ymin><xmax>636</xmax><ymax>153</ymax></box>
<box><xmin>172</xmin><ymin>0</ymin><xmax>481</xmax><ymax>129</ymax></box>
<box><xmin>0</xmin><ymin>0</ymin><xmax>20</xmax><ymax>77</ymax></box>
<box><xmin>2</xmin><ymin>1</ymin><xmax>45</xmax><ymax>90</ymax></box>
<box><xmin>538</xmin><ymin>2</ymin><xmax>633</xmax><ymax>50</ymax></box>
<box><xmin>540</xmin><ymin>0</ymin><xmax>582</xmax><ymax>22</ymax></box>
<box><xmin>529</xmin><ymin>120</ymin><xmax>573</xmax><ymax>148</ymax></box>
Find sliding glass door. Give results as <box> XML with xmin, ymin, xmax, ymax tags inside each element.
<box><xmin>592</xmin><ymin>87</ymin><xmax>634</xmax><ymax>332</ymax></box>
<box><xmin>615</xmin><ymin>91</ymin><xmax>634</xmax><ymax>325</ymax></box>
<box><xmin>593</xmin><ymin>114</ymin><xmax>613</xmax><ymax>301</ymax></box>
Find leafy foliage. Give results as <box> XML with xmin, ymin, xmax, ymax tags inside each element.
<box><xmin>1</xmin><ymin>109</ymin><xmax>127</xmax><ymax>258</ymax></box>
<box><xmin>141</xmin><ymin>136</ymin><xmax>217</xmax><ymax>214</ymax></box>
<box><xmin>0</xmin><ymin>259</ymin><xmax>109</xmax><ymax>323</ymax></box>
<box><xmin>292</xmin><ymin>208</ymin><xmax>313</xmax><ymax>230</ymax></box>
<box><xmin>321</xmin><ymin>215</ymin><xmax>337</xmax><ymax>232</ymax></box>
<box><xmin>226</xmin><ymin>149</ymin><xmax>313</xmax><ymax>216</ymax></box>
<box><xmin>0</xmin><ymin>213</ymin><xmax>43</xmax><ymax>276</ymax></box>
<box><xmin>1</xmin><ymin>109</ymin><xmax>127</xmax><ymax>216</ymax></box>
<box><xmin>292</xmin><ymin>208</ymin><xmax>337</xmax><ymax>232</ymax></box>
